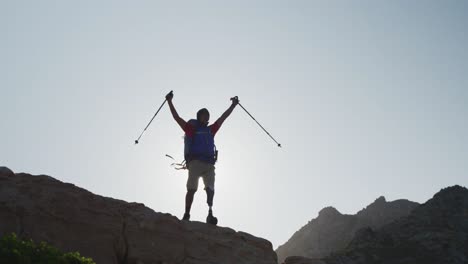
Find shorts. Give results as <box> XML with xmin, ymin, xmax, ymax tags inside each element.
<box><xmin>186</xmin><ymin>159</ymin><xmax>215</xmax><ymax>191</ymax></box>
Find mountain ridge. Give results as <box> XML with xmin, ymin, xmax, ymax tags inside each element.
<box><xmin>276</xmin><ymin>195</ymin><xmax>419</xmax><ymax>263</ymax></box>
<box><xmin>284</xmin><ymin>185</ymin><xmax>468</xmax><ymax>264</ymax></box>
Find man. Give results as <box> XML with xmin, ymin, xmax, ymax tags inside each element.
<box><xmin>166</xmin><ymin>92</ymin><xmax>239</xmax><ymax>225</ymax></box>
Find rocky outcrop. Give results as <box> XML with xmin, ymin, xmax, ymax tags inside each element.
<box><xmin>283</xmin><ymin>256</ymin><xmax>325</xmax><ymax>264</ymax></box>
<box><xmin>284</xmin><ymin>185</ymin><xmax>468</xmax><ymax>264</ymax></box>
<box><xmin>0</xmin><ymin>167</ymin><xmax>277</xmax><ymax>264</ymax></box>
<box><xmin>276</xmin><ymin>196</ymin><xmax>418</xmax><ymax>263</ymax></box>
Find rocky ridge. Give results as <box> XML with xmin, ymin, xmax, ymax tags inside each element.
<box><xmin>284</xmin><ymin>185</ymin><xmax>468</xmax><ymax>264</ymax></box>
<box><xmin>0</xmin><ymin>167</ymin><xmax>277</xmax><ymax>264</ymax></box>
<box><xmin>276</xmin><ymin>195</ymin><xmax>419</xmax><ymax>263</ymax></box>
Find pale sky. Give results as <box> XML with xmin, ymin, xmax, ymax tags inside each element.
<box><xmin>2</xmin><ymin>1</ymin><xmax>467</xmax><ymax>248</ymax></box>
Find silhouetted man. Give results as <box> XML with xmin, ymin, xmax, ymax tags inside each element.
<box><xmin>166</xmin><ymin>92</ymin><xmax>239</xmax><ymax>225</ymax></box>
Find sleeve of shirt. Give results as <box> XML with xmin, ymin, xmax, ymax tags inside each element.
<box><xmin>210</xmin><ymin>121</ymin><xmax>221</xmax><ymax>136</ymax></box>
<box><xmin>184</xmin><ymin>123</ymin><xmax>195</xmax><ymax>138</ymax></box>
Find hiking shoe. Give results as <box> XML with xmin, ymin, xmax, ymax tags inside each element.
<box><xmin>182</xmin><ymin>213</ymin><xmax>190</xmax><ymax>221</ymax></box>
<box><xmin>206</xmin><ymin>213</ymin><xmax>218</xmax><ymax>226</ymax></box>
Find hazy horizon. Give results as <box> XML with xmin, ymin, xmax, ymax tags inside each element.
<box><xmin>2</xmin><ymin>1</ymin><xmax>467</xmax><ymax>248</ymax></box>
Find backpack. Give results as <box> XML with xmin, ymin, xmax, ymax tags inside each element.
<box><xmin>184</xmin><ymin>119</ymin><xmax>218</xmax><ymax>165</ymax></box>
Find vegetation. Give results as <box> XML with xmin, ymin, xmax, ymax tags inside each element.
<box><xmin>0</xmin><ymin>233</ymin><xmax>95</xmax><ymax>264</ymax></box>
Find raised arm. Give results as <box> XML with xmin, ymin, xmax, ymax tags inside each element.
<box><xmin>166</xmin><ymin>92</ymin><xmax>187</xmax><ymax>131</ymax></box>
<box><xmin>215</xmin><ymin>96</ymin><xmax>239</xmax><ymax>127</ymax></box>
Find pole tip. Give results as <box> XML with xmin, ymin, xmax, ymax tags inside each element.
<box><xmin>278</xmin><ymin>143</ymin><xmax>282</xmax><ymax>148</ymax></box>
<box><xmin>135</xmin><ymin>140</ymin><xmax>139</xmax><ymax>145</ymax></box>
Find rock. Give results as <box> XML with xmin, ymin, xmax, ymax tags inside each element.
<box><xmin>276</xmin><ymin>196</ymin><xmax>418</xmax><ymax>263</ymax></box>
<box><xmin>0</xmin><ymin>171</ymin><xmax>277</xmax><ymax>264</ymax></box>
<box><xmin>284</xmin><ymin>256</ymin><xmax>326</xmax><ymax>264</ymax></box>
<box><xmin>320</xmin><ymin>185</ymin><xmax>468</xmax><ymax>264</ymax></box>
<box><xmin>0</xmin><ymin>166</ymin><xmax>14</xmax><ymax>177</ymax></box>
<box><xmin>318</xmin><ymin>207</ymin><xmax>341</xmax><ymax>219</ymax></box>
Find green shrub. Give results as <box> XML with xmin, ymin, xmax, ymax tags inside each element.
<box><xmin>0</xmin><ymin>233</ymin><xmax>95</xmax><ymax>264</ymax></box>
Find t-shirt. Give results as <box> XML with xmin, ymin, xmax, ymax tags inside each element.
<box><xmin>184</xmin><ymin>121</ymin><xmax>221</xmax><ymax>138</ymax></box>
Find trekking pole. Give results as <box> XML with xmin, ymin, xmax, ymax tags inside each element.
<box><xmin>135</xmin><ymin>91</ymin><xmax>173</xmax><ymax>144</ymax></box>
<box><xmin>231</xmin><ymin>96</ymin><xmax>282</xmax><ymax>148</ymax></box>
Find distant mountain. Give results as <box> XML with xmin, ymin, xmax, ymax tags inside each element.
<box><xmin>276</xmin><ymin>196</ymin><xmax>419</xmax><ymax>263</ymax></box>
<box><xmin>285</xmin><ymin>185</ymin><xmax>468</xmax><ymax>264</ymax></box>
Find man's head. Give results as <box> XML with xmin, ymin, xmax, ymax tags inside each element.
<box><xmin>197</xmin><ymin>108</ymin><xmax>210</xmax><ymax>125</ymax></box>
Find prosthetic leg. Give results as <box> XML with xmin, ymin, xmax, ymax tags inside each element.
<box><xmin>205</xmin><ymin>188</ymin><xmax>218</xmax><ymax>225</ymax></box>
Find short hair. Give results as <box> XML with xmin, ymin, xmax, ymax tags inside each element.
<box><xmin>197</xmin><ymin>108</ymin><xmax>210</xmax><ymax>121</ymax></box>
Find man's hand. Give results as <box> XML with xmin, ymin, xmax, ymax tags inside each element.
<box><xmin>166</xmin><ymin>91</ymin><xmax>174</xmax><ymax>102</ymax></box>
<box><xmin>230</xmin><ymin>96</ymin><xmax>239</xmax><ymax>106</ymax></box>
<box><xmin>166</xmin><ymin>91</ymin><xmax>186</xmax><ymax>130</ymax></box>
<box><xmin>216</xmin><ymin>96</ymin><xmax>239</xmax><ymax>128</ymax></box>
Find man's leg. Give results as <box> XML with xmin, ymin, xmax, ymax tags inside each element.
<box><xmin>184</xmin><ymin>161</ymin><xmax>200</xmax><ymax>221</ymax></box>
<box><xmin>183</xmin><ymin>189</ymin><xmax>196</xmax><ymax>220</ymax></box>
